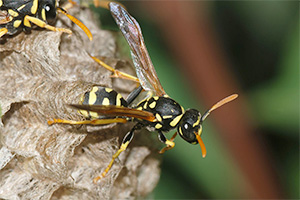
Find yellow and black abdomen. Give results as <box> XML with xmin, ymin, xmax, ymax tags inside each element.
<box><xmin>79</xmin><ymin>86</ymin><xmax>128</xmax><ymax>119</ymax></box>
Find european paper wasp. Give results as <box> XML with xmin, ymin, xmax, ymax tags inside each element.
<box><xmin>48</xmin><ymin>2</ymin><xmax>238</xmax><ymax>183</ymax></box>
<box><xmin>0</xmin><ymin>0</ymin><xmax>92</xmax><ymax>40</ymax></box>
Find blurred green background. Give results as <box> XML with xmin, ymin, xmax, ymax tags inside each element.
<box><xmin>94</xmin><ymin>1</ymin><xmax>299</xmax><ymax>199</ymax></box>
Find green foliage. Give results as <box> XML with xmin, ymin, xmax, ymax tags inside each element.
<box><xmin>249</xmin><ymin>23</ymin><xmax>299</xmax><ymax>133</ymax></box>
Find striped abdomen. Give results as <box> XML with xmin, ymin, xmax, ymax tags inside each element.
<box><xmin>79</xmin><ymin>86</ymin><xmax>127</xmax><ymax>119</ymax></box>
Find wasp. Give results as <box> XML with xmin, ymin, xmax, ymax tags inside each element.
<box><xmin>48</xmin><ymin>2</ymin><xmax>238</xmax><ymax>183</ymax></box>
<box><xmin>0</xmin><ymin>0</ymin><xmax>92</xmax><ymax>40</ymax></box>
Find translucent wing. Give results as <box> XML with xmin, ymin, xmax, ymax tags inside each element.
<box><xmin>109</xmin><ymin>2</ymin><xmax>166</xmax><ymax>96</ymax></box>
<box><xmin>69</xmin><ymin>104</ymin><xmax>156</xmax><ymax>122</ymax></box>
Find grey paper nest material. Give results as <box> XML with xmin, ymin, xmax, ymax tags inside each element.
<box><xmin>0</xmin><ymin>7</ymin><xmax>161</xmax><ymax>200</ymax></box>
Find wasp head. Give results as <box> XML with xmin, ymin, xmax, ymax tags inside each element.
<box><xmin>177</xmin><ymin>109</ymin><xmax>206</xmax><ymax>157</ymax></box>
<box><xmin>39</xmin><ymin>0</ymin><xmax>57</xmax><ymax>24</ymax></box>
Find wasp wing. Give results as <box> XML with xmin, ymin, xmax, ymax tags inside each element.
<box><xmin>109</xmin><ymin>2</ymin><xmax>166</xmax><ymax>97</ymax></box>
<box><xmin>69</xmin><ymin>104</ymin><xmax>156</xmax><ymax>122</ymax></box>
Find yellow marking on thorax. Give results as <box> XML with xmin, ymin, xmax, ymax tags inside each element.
<box><xmin>0</xmin><ymin>0</ymin><xmax>3</xmax><ymax>7</ymax></box>
<box><xmin>169</xmin><ymin>114</ymin><xmax>183</xmax><ymax>127</ymax></box>
<box><xmin>8</xmin><ymin>9</ymin><xmax>19</xmax><ymax>17</ymax></box>
<box><xmin>155</xmin><ymin>113</ymin><xmax>162</xmax><ymax>122</ymax></box>
<box><xmin>149</xmin><ymin>101</ymin><xmax>156</xmax><ymax>109</ymax></box>
<box><xmin>17</xmin><ymin>4</ymin><xmax>26</xmax><ymax>11</ymax></box>
<box><xmin>155</xmin><ymin>123</ymin><xmax>162</xmax><ymax>129</ymax></box>
<box><xmin>41</xmin><ymin>9</ymin><xmax>46</xmax><ymax>21</ymax></box>
<box><xmin>162</xmin><ymin>115</ymin><xmax>173</xmax><ymax>119</ymax></box>
<box><xmin>31</xmin><ymin>0</ymin><xmax>38</xmax><ymax>14</ymax></box>
<box><xmin>143</xmin><ymin>101</ymin><xmax>148</xmax><ymax>109</ymax></box>
<box><xmin>13</xmin><ymin>20</ymin><xmax>22</xmax><ymax>28</ymax></box>
<box><xmin>143</xmin><ymin>97</ymin><xmax>152</xmax><ymax>109</ymax></box>
<box><xmin>153</xmin><ymin>96</ymin><xmax>159</xmax><ymax>100</ymax></box>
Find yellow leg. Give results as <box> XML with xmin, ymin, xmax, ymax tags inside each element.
<box><xmin>91</xmin><ymin>56</ymin><xmax>139</xmax><ymax>83</ymax></box>
<box><xmin>57</xmin><ymin>8</ymin><xmax>93</xmax><ymax>41</ymax></box>
<box><xmin>0</xmin><ymin>28</ymin><xmax>8</xmax><ymax>38</ymax></box>
<box><xmin>93</xmin><ymin>143</ymin><xmax>127</xmax><ymax>183</ymax></box>
<box><xmin>159</xmin><ymin>132</ymin><xmax>177</xmax><ymax>154</ymax></box>
<box><xmin>47</xmin><ymin>117</ymin><xmax>127</xmax><ymax>125</ymax></box>
<box><xmin>24</xmin><ymin>15</ymin><xmax>72</xmax><ymax>34</ymax></box>
<box><xmin>93</xmin><ymin>130</ymin><xmax>134</xmax><ymax>183</ymax></box>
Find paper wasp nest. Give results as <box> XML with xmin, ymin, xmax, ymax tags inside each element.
<box><xmin>0</xmin><ymin>7</ymin><xmax>160</xmax><ymax>200</ymax></box>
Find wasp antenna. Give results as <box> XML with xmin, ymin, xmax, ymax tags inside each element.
<box><xmin>201</xmin><ymin>94</ymin><xmax>238</xmax><ymax>122</ymax></box>
<box><xmin>57</xmin><ymin>7</ymin><xmax>93</xmax><ymax>41</ymax></box>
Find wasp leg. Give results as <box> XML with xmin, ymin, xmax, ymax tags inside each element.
<box><xmin>0</xmin><ymin>28</ymin><xmax>8</xmax><ymax>38</ymax></box>
<box><xmin>47</xmin><ymin>117</ymin><xmax>128</xmax><ymax>125</ymax></box>
<box><xmin>93</xmin><ymin>127</ymin><xmax>135</xmax><ymax>183</ymax></box>
<box><xmin>91</xmin><ymin>56</ymin><xmax>139</xmax><ymax>83</ymax></box>
<box><xmin>158</xmin><ymin>132</ymin><xmax>177</xmax><ymax>154</ymax></box>
<box><xmin>57</xmin><ymin>8</ymin><xmax>93</xmax><ymax>41</ymax></box>
<box><xmin>23</xmin><ymin>15</ymin><xmax>72</xmax><ymax>35</ymax></box>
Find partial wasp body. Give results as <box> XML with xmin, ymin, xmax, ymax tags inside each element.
<box><xmin>48</xmin><ymin>2</ymin><xmax>238</xmax><ymax>183</ymax></box>
<box><xmin>0</xmin><ymin>0</ymin><xmax>92</xmax><ymax>40</ymax></box>
<box><xmin>78</xmin><ymin>86</ymin><xmax>129</xmax><ymax>119</ymax></box>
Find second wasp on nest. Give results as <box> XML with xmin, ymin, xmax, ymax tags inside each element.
<box><xmin>0</xmin><ymin>0</ymin><xmax>92</xmax><ymax>40</ymax></box>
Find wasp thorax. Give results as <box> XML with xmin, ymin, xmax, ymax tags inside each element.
<box><xmin>177</xmin><ymin>109</ymin><xmax>202</xmax><ymax>144</ymax></box>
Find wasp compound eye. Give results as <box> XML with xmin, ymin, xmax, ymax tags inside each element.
<box><xmin>177</xmin><ymin>109</ymin><xmax>201</xmax><ymax>144</ymax></box>
<box><xmin>43</xmin><ymin>3</ymin><xmax>56</xmax><ymax>23</ymax></box>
